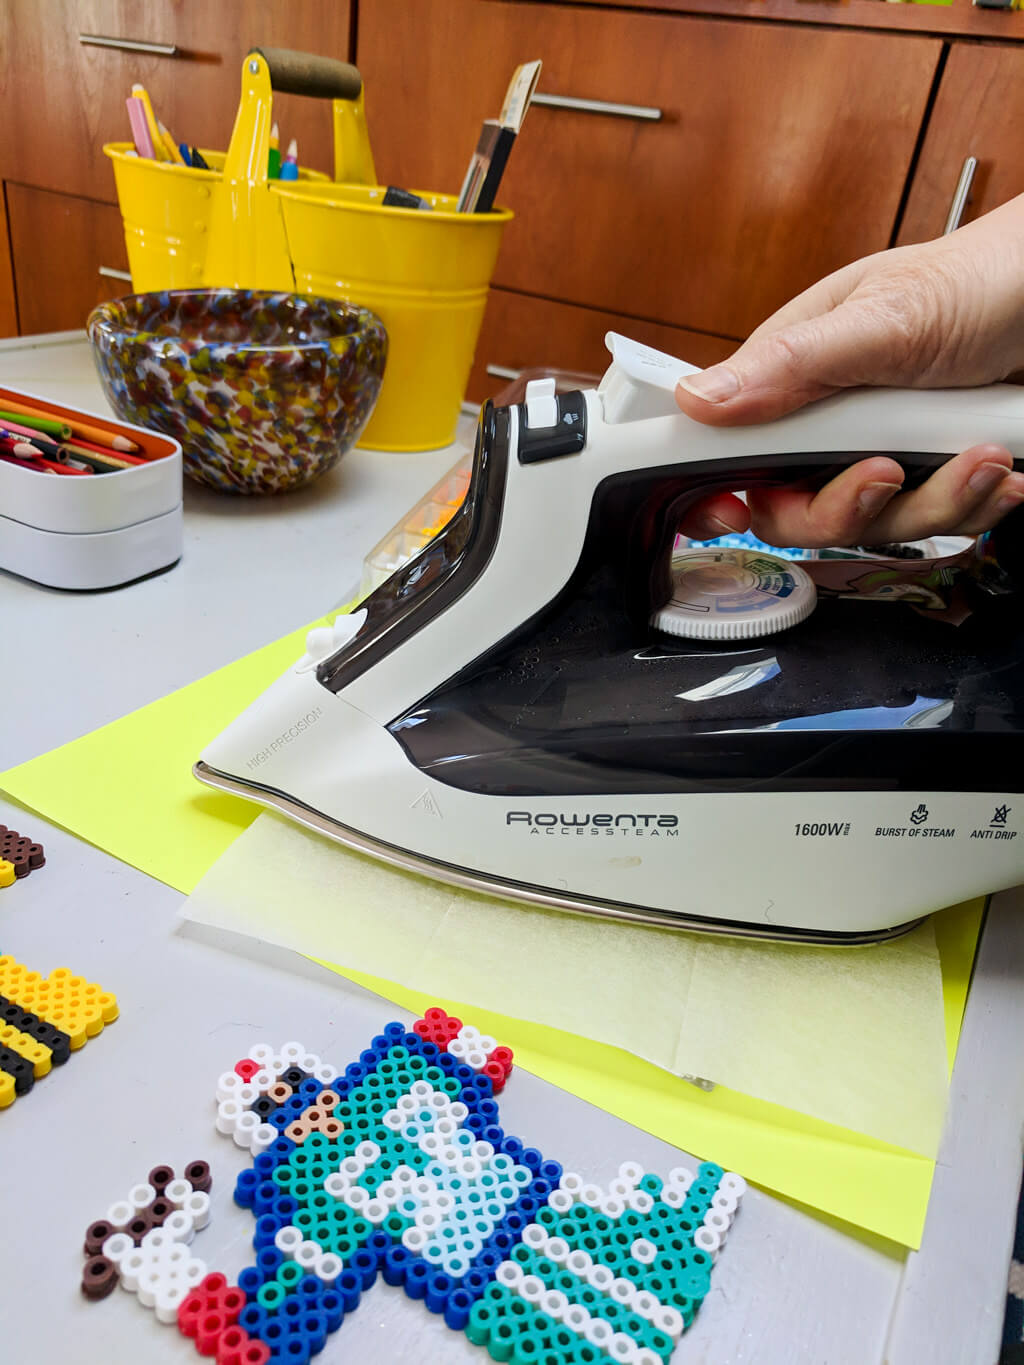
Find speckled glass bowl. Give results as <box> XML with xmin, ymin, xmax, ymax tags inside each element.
<box><xmin>87</xmin><ymin>290</ymin><xmax>387</xmax><ymax>494</ymax></box>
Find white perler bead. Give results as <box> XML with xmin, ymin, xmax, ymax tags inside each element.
<box><xmin>631</xmin><ymin>1238</ymin><xmax>657</xmax><ymax>1265</ymax></box>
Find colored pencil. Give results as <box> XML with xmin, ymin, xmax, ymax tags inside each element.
<box><xmin>0</xmin><ymin>450</ymin><xmax>51</xmax><ymax>474</ymax></box>
<box><xmin>0</xmin><ymin>409</ymin><xmax>71</xmax><ymax>440</ymax></box>
<box><xmin>0</xmin><ymin>395</ymin><xmax>141</xmax><ymax>452</ymax></box>
<box><xmin>63</xmin><ymin>438</ymin><xmax>146</xmax><ymax>467</ymax></box>
<box><xmin>0</xmin><ymin>438</ymin><xmax>89</xmax><ymax>474</ymax></box>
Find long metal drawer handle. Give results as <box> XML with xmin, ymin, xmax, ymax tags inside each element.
<box><xmin>485</xmin><ymin>364</ymin><xmax>522</xmax><ymax>381</ymax></box>
<box><xmin>97</xmin><ymin>267</ymin><xmax>133</xmax><ymax>282</ymax></box>
<box><xmin>79</xmin><ymin>33</ymin><xmax>179</xmax><ymax>56</ymax></box>
<box><xmin>531</xmin><ymin>92</ymin><xmax>662</xmax><ymax>122</ymax></box>
<box><xmin>943</xmin><ymin>156</ymin><xmax>977</xmax><ymax>235</ymax></box>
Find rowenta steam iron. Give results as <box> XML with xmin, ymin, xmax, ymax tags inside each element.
<box><xmin>196</xmin><ymin>334</ymin><xmax>1024</xmax><ymax>943</ymax></box>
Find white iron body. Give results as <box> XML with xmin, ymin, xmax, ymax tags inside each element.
<box><xmin>197</xmin><ymin>336</ymin><xmax>1024</xmax><ymax>942</ymax></box>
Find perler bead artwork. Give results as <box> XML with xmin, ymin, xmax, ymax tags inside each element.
<box><xmin>0</xmin><ymin>953</ymin><xmax>117</xmax><ymax>1108</ymax></box>
<box><xmin>0</xmin><ymin>823</ymin><xmax>45</xmax><ymax>884</ymax></box>
<box><xmin>95</xmin><ymin>1007</ymin><xmax>743</xmax><ymax>1364</ymax></box>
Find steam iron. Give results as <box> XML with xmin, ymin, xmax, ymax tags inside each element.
<box><xmin>196</xmin><ymin>333</ymin><xmax>1024</xmax><ymax>943</ymax></box>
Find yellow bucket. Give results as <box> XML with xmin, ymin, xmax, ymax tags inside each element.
<box><xmin>104</xmin><ymin>47</ymin><xmax>513</xmax><ymax>451</ymax></box>
<box><xmin>275</xmin><ymin>183</ymin><xmax>511</xmax><ymax>450</ymax></box>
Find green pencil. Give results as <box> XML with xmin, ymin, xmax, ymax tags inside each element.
<box><xmin>0</xmin><ymin>409</ymin><xmax>72</xmax><ymax>441</ymax></box>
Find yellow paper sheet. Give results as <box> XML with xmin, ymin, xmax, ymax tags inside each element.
<box><xmin>184</xmin><ymin>811</ymin><xmax>951</xmax><ymax>1159</ymax></box>
<box><xmin>0</xmin><ymin>614</ymin><xmax>984</xmax><ymax>1248</ymax></box>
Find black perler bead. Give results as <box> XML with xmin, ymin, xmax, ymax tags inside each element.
<box><xmin>253</xmin><ymin>1095</ymin><xmax>276</xmax><ymax>1119</ymax></box>
<box><xmin>0</xmin><ymin>1043</ymin><xmax>34</xmax><ymax>1094</ymax></box>
<box><xmin>0</xmin><ymin>997</ymin><xmax>71</xmax><ymax>1066</ymax></box>
<box><xmin>280</xmin><ymin>1066</ymin><xmax>309</xmax><ymax>1089</ymax></box>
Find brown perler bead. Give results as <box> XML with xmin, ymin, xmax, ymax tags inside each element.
<box><xmin>149</xmin><ymin>1197</ymin><xmax>172</xmax><ymax>1226</ymax></box>
<box><xmin>148</xmin><ymin>1164</ymin><xmax>174</xmax><ymax>1193</ymax></box>
<box><xmin>126</xmin><ymin>1210</ymin><xmax>153</xmax><ymax>1244</ymax></box>
<box><xmin>185</xmin><ymin>1159</ymin><xmax>211</xmax><ymax>1194</ymax></box>
<box><xmin>0</xmin><ymin>825</ymin><xmax>44</xmax><ymax>879</ymax></box>
<box><xmin>83</xmin><ymin>1219</ymin><xmax>113</xmax><ymax>1257</ymax></box>
<box><xmin>81</xmin><ymin>1255</ymin><xmax>117</xmax><ymax>1300</ymax></box>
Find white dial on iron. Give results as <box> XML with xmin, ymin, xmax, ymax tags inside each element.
<box><xmin>651</xmin><ymin>549</ymin><xmax>817</xmax><ymax>640</ymax></box>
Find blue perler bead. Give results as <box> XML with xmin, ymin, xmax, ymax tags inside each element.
<box><xmin>475</xmin><ymin>1248</ymin><xmax>501</xmax><ymax>1273</ymax></box>
<box><xmin>425</xmin><ymin>1271</ymin><xmax>453</xmax><ymax>1314</ymax></box>
<box><xmin>444</xmin><ymin>1288</ymin><xmax>474</xmax><ymax>1332</ymax></box>
<box><xmin>253</xmin><ymin>1180</ymin><xmax>280</xmax><ymax>1215</ymax></box>
<box><xmin>269</xmin><ymin>1109</ymin><xmax>292</xmax><ymax>1132</ymax></box>
<box><xmin>273</xmin><ymin>1194</ymin><xmax>298</xmax><ymax>1221</ymax></box>
<box><xmin>453</xmin><ymin>1063</ymin><xmax>476</xmax><ymax>1085</ymax></box>
<box><xmin>332</xmin><ymin>1078</ymin><xmax>351</xmax><ymax>1098</ymax></box>
<box><xmin>405</xmin><ymin>1261</ymin><xmax>430</xmax><ymax>1300</ymax></box>
<box><xmin>321</xmin><ymin>1289</ymin><xmax>344</xmax><ymax>1332</ymax></box>
<box><xmin>371</xmin><ymin>1034</ymin><xmax>389</xmax><ymax>1051</ymax></box>
<box><xmin>301</xmin><ymin>1309</ymin><xmax>328</xmax><ymax>1354</ymax></box>
<box><xmin>239</xmin><ymin>1302</ymin><xmax>268</xmax><ymax>1333</ymax></box>
<box><xmin>367</xmin><ymin>1230</ymin><xmax>392</xmax><ymax>1262</ymax></box>
<box><xmin>234</xmin><ymin>1169</ymin><xmax>258</xmax><ymax>1208</ymax></box>
<box><xmin>238</xmin><ymin>1266</ymin><xmax>263</xmax><ymax>1300</ymax></box>
<box><xmin>254</xmin><ymin>1152</ymin><xmax>277</xmax><ymax>1180</ymax></box>
<box><xmin>383</xmin><ymin>1245</ymin><xmax>410</xmax><ymax>1286</ymax></box>
<box><xmin>297</xmin><ymin>1275</ymin><xmax>324</xmax><ymax>1303</ymax></box>
<box><xmin>530</xmin><ymin>1178</ymin><xmax>553</xmax><ymax>1200</ymax></box>
<box><xmin>298</xmin><ymin>1078</ymin><xmax>322</xmax><ymax>1101</ymax></box>
<box><xmin>478</xmin><ymin>1099</ymin><xmax>499</xmax><ymax>1123</ymax></box>
<box><xmin>465</xmin><ymin>1113</ymin><xmax>487</xmax><ymax>1135</ymax></box>
<box><xmin>337</xmin><ymin>1269</ymin><xmax>361</xmax><ymax>1313</ymax></box>
<box><xmin>464</xmin><ymin>1269</ymin><xmax>489</xmax><ymax>1297</ymax></box>
<box><xmin>285</xmin><ymin>1095</ymin><xmax>306</xmax><ymax>1116</ymax></box>
<box><xmin>436</xmin><ymin>1051</ymin><xmax>458</xmax><ymax>1073</ymax></box>
<box><xmin>491</xmin><ymin>1231</ymin><xmax>514</xmax><ymax>1255</ymax></box>
<box><xmin>402</xmin><ymin>1032</ymin><xmax>421</xmax><ymax>1049</ymax></box>
<box><xmin>256</xmin><ymin>1245</ymin><xmax>284</xmax><ymax>1277</ymax></box>
<box><xmin>502</xmin><ymin>1136</ymin><xmax>524</xmax><ymax>1159</ymax></box>
<box><xmin>350</xmin><ymin>1248</ymin><xmax>378</xmax><ymax>1290</ymax></box>
<box><xmin>253</xmin><ymin>1213</ymin><xmax>288</xmax><ymax>1249</ymax></box>
<box><xmin>418</xmin><ymin>1039</ymin><xmax>440</xmax><ymax>1060</ymax></box>
<box><xmin>539</xmin><ymin>1159</ymin><xmax>563</xmax><ymax>1184</ymax></box>
<box><xmin>383</xmin><ymin>1021</ymin><xmax>406</xmax><ymax>1041</ymax></box>
<box><xmin>345</xmin><ymin>1062</ymin><xmax>368</xmax><ymax>1083</ymax></box>
<box><xmin>521</xmin><ymin>1148</ymin><xmax>543</xmax><ymax>1172</ymax></box>
<box><xmin>359</xmin><ymin>1048</ymin><xmax>381</xmax><ymax>1068</ymax></box>
<box><xmin>469</xmin><ymin>1073</ymin><xmax>493</xmax><ymax>1098</ymax></box>
<box><xmin>482</xmin><ymin>1125</ymin><xmax>504</xmax><ymax>1145</ymax></box>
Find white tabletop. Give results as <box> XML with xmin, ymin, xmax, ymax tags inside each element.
<box><xmin>0</xmin><ymin>333</ymin><xmax>1021</xmax><ymax>1365</ymax></box>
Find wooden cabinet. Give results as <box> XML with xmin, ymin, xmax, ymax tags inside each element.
<box><xmin>0</xmin><ymin>1</ymin><xmax>354</xmax><ymax>204</ymax></box>
<box><xmin>6</xmin><ymin>186</ymin><xmax>132</xmax><ymax>336</ymax></box>
<box><xmin>897</xmin><ymin>43</ymin><xmax>1024</xmax><ymax>245</ymax></box>
<box><xmin>357</xmin><ymin>0</ymin><xmax>941</xmax><ymax>343</ymax></box>
<box><xmin>0</xmin><ymin>193</ymin><xmax>17</xmax><ymax>338</ymax></box>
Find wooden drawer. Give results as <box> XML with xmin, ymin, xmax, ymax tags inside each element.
<box><xmin>0</xmin><ymin>0</ymin><xmax>353</xmax><ymax>204</ymax></box>
<box><xmin>0</xmin><ymin>193</ymin><xmax>16</xmax><ymax>338</ymax></box>
<box><xmin>898</xmin><ymin>43</ymin><xmax>1024</xmax><ymax>245</ymax></box>
<box><xmin>358</xmin><ymin>0</ymin><xmax>941</xmax><ymax>340</ymax></box>
<box><xmin>7</xmin><ymin>185</ymin><xmax>132</xmax><ymax>336</ymax></box>
<box><xmin>467</xmin><ymin>288</ymin><xmax>737</xmax><ymax>404</ymax></box>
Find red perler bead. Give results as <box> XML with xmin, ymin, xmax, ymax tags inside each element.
<box><xmin>195</xmin><ymin>1309</ymin><xmax>227</xmax><ymax>1357</ymax></box>
<box><xmin>178</xmin><ymin>1290</ymin><xmax>205</xmax><ymax>1337</ymax></box>
<box><xmin>234</xmin><ymin>1058</ymin><xmax>259</xmax><ymax>1082</ymax></box>
<box><xmin>483</xmin><ymin>1061</ymin><xmax>507</xmax><ymax>1093</ymax></box>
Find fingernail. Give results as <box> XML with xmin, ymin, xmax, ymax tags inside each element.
<box><xmin>676</xmin><ymin>366</ymin><xmax>741</xmax><ymax>404</ymax></box>
<box><xmin>857</xmin><ymin>482</ymin><xmax>902</xmax><ymax>518</ymax></box>
<box><xmin>968</xmin><ymin>462</ymin><xmax>1010</xmax><ymax>496</ymax></box>
<box><xmin>704</xmin><ymin>514</ymin><xmax>745</xmax><ymax>536</ymax></box>
<box><xmin>994</xmin><ymin>491</ymin><xmax>1024</xmax><ymax>516</ymax></box>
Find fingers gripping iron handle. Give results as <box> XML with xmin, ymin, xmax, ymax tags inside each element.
<box><xmin>250</xmin><ymin>47</ymin><xmax>362</xmax><ymax>100</ymax></box>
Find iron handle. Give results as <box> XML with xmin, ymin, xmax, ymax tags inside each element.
<box><xmin>79</xmin><ymin>33</ymin><xmax>179</xmax><ymax>56</ymax></box>
<box><xmin>943</xmin><ymin>155</ymin><xmax>978</xmax><ymax>234</ymax></box>
<box><xmin>531</xmin><ymin>92</ymin><xmax>663</xmax><ymax>122</ymax></box>
<box><xmin>97</xmin><ymin>267</ymin><xmax>133</xmax><ymax>282</ymax></box>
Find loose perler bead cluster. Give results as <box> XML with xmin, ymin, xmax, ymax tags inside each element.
<box><xmin>0</xmin><ymin>954</ymin><xmax>117</xmax><ymax>1108</ymax></box>
<box><xmin>0</xmin><ymin>823</ymin><xmax>44</xmax><ymax>886</ymax></box>
<box><xmin>81</xmin><ymin>1162</ymin><xmax>213</xmax><ymax>1312</ymax></box>
<box><xmin>99</xmin><ymin>1007</ymin><xmax>743</xmax><ymax>1363</ymax></box>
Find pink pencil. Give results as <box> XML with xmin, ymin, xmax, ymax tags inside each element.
<box><xmin>126</xmin><ymin>96</ymin><xmax>156</xmax><ymax>159</ymax></box>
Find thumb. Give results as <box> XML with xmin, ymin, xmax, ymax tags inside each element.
<box><xmin>675</xmin><ymin>297</ymin><xmax>900</xmax><ymax>427</ymax></box>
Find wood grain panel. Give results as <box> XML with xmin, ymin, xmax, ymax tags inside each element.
<box><xmin>898</xmin><ymin>43</ymin><xmax>1024</xmax><ymax>245</ymax></box>
<box><xmin>0</xmin><ymin>0</ymin><xmax>353</xmax><ymax>203</ymax></box>
<box><xmin>7</xmin><ymin>184</ymin><xmax>133</xmax><ymax>336</ymax></box>
<box><xmin>358</xmin><ymin>0</ymin><xmax>941</xmax><ymax>339</ymax></box>
<box><xmin>0</xmin><ymin>190</ymin><xmax>18</xmax><ymax>337</ymax></box>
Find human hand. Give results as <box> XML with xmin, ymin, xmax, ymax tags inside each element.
<box><xmin>674</xmin><ymin>195</ymin><xmax>1024</xmax><ymax>547</ymax></box>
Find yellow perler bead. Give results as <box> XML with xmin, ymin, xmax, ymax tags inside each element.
<box><xmin>0</xmin><ymin>1072</ymin><xmax>15</xmax><ymax>1108</ymax></box>
<box><xmin>0</xmin><ymin>860</ymin><xmax>14</xmax><ymax>888</ymax></box>
<box><xmin>0</xmin><ymin>1025</ymin><xmax>51</xmax><ymax>1078</ymax></box>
